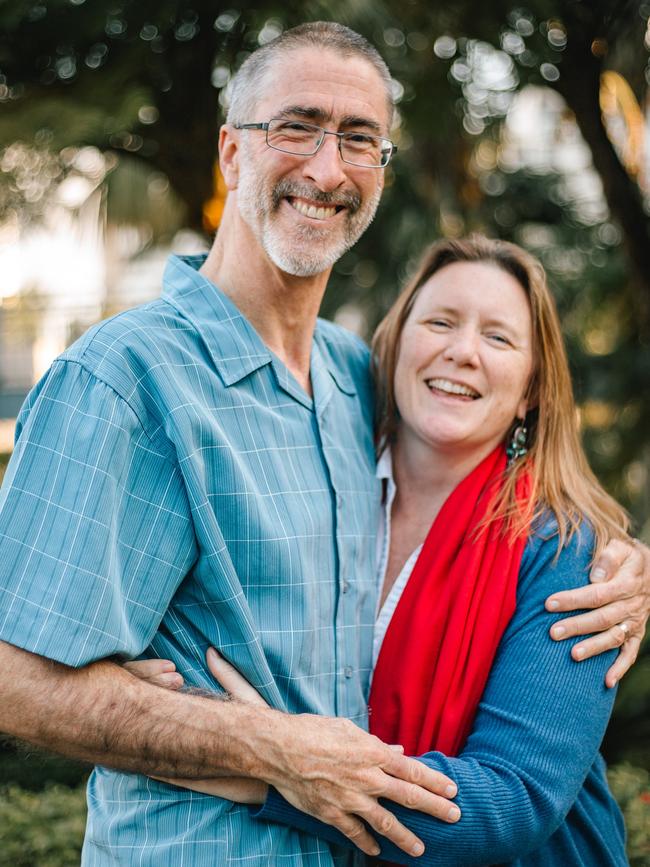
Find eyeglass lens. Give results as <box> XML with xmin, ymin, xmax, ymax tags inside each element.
<box><xmin>266</xmin><ymin>119</ymin><xmax>391</xmax><ymax>167</ymax></box>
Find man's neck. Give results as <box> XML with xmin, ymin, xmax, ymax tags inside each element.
<box><xmin>199</xmin><ymin>209</ymin><xmax>330</xmax><ymax>395</ymax></box>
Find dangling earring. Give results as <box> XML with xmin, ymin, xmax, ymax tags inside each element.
<box><xmin>506</xmin><ymin>420</ymin><xmax>528</xmax><ymax>465</ymax></box>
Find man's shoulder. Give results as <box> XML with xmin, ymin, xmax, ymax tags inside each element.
<box><xmin>64</xmin><ymin>297</ymin><xmax>184</xmax><ymax>371</ymax></box>
<box><xmin>61</xmin><ymin>293</ymin><xmax>209</xmax><ymax>401</ymax></box>
<box><xmin>315</xmin><ymin>317</ymin><xmax>369</xmax><ymax>355</ymax></box>
<box><xmin>316</xmin><ymin>317</ymin><xmax>370</xmax><ymax>373</ymax></box>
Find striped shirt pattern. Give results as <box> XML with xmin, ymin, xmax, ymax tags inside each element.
<box><xmin>0</xmin><ymin>255</ymin><xmax>380</xmax><ymax>866</ymax></box>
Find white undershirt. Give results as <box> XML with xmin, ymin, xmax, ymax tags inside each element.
<box><xmin>372</xmin><ymin>449</ymin><xmax>423</xmax><ymax>669</ymax></box>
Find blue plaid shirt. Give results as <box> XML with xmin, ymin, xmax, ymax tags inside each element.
<box><xmin>0</xmin><ymin>255</ymin><xmax>379</xmax><ymax>866</ymax></box>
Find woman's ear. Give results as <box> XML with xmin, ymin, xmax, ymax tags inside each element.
<box><xmin>520</xmin><ymin>375</ymin><xmax>539</xmax><ymax>419</ymax></box>
<box><xmin>516</xmin><ymin>395</ymin><xmax>528</xmax><ymax>421</ymax></box>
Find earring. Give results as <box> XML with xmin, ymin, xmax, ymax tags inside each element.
<box><xmin>506</xmin><ymin>421</ymin><xmax>528</xmax><ymax>465</ymax></box>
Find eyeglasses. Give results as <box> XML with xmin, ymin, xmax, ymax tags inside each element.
<box><xmin>233</xmin><ymin>118</ymin><xmax>397</xmax><ymax>169</ymax></box>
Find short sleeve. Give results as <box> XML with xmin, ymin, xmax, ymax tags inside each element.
<box><xmin>0</xmin><ymin>360</ymin><xmax>197</xmax><ymax>666</ymax></box>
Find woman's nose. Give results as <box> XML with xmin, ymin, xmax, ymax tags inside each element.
<box><xmin>443</xmin><ymin>329</ymin><xmax>480</xmax><ymax>366</ymax></box>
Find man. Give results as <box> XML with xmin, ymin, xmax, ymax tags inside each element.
<box><xmin>0</xmin><ymin>21</ymin><xmax>647</xmax><ymax>867</ymax></box>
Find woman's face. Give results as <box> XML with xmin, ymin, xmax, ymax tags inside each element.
<box><xmin>394</xmin><ymin>260</ymin><xmax>534</xmax><ymax>460</ymax></box>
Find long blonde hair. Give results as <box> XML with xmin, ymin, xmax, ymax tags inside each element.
<box><xmin>372</xmin><ymin>235</ymin><xmax>629</xmax><ymax>552</ymax></box>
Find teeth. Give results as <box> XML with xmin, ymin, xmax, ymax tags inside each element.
<box><xmin>426</xmin><ymin>378</ymin><xmax>479</xmax><ymax>398</ymax></box>
<box><xmin>290</xmin><ymin>199</ymin><xmax>337</xmax><ymax>220</ymax></box>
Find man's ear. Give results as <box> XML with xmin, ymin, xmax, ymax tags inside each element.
<box><xmin>219</xmin><ymin>125</ymin><xmax>240</xmax><ymax>190</ymax></box>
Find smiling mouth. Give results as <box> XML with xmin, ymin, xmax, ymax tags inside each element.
<box><xmin>287</xmin><ymin>197</ymin><xmax>345</xmax><ymax>221</ymax></box>
<box><xmin>426</xmin><ymin>378</ymin><xmax>481</xmax><ymax>399</ymax></box>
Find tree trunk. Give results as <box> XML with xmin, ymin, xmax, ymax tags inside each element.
<box><xmin>551</xmin><ymin>5</ymin><xmax>650</xmax><ymax>328</ymax></box>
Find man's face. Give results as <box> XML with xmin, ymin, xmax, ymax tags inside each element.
<box><xmin>234</xmin><ymin>47</ymin><xmax>390</xmax><ymax>277</ymax></box>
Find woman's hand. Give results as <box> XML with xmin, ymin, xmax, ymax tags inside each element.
<box><xmin>204</xmin><ymin>646</ymin><xmax>271</xmax><ymax>707</ymax></box>
<box><xmin>545</xmin><ymin>538</ymin><xmax>650</xmax><ymax>686</ymax></box>
<box><xmin>151</xmin><ymin>774</ymin><xmax>268</xmax><ymax>804</ymax></box>
<box><xmin>124</xmin><ymin>650</ymin><xmax>269</xmax><ymax>804</ymax></box>
<box><xmin>123</xmin><ymin>658</ymin><xmax>184</xmax><ymax>689</ymax></box>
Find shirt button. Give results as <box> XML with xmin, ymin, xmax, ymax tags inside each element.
<box><xmin>336</xmin><ymin>494</ymin><xmax>343</xmax><ymax>508</ymax></box>
<box><xmin>344</xmin><ymin>666</ymin><xmax>353</xmax><ymax>679</ymax></box>
<box><xmin>342</xmin><ymin>580</ymin><xmax>350</xmax><ymax>594</ymax></box>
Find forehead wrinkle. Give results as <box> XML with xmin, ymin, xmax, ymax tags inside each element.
<box><xmin>258</xmin><ymin>47</ymin><xmax>392</xmax><ymax>133</ymax></box>
<box><xmin>277</xmin><ymin>105</ymin><xmax>333</xmax><ymax>122</ymax></box>
<box><xmin>276</xmin><ymin>105</ymin><xmax>382</xmax><ymax>133</ymax></box>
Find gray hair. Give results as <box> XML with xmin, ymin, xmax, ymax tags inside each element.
<box><xmin>226</xmin><ymin>21</ymin><xmax>394</xmax><ymax>128</ymax></box>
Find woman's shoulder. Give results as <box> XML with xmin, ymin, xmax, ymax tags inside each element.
<box><xmin>518</xmin><ymin>511</ymin><xmax>596</xmax><ymax>599</ymax></box>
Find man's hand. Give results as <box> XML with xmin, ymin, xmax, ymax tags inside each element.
<box><xmin>204</xmin><ymin>649</ymin><xmax>460</xmax><ymax>857</ymax></box>
<box><xmin>545</xmin><ymin>539</ymin><xmax>650</xmax><ymax>687</ymax></box>
<box><xmin>268</xmin><ymin>710</ymin><xmax>458</xmax><ymax>858</ymax></box>
<box><xmin>127</xmin><ymin>650</ymin><xmax>461</xmax><ymax>858</ymax></box>
<box><xmin>206</xmin><ymin>648</ymin><xmax>460</xmax><ymax>855</ymax></box>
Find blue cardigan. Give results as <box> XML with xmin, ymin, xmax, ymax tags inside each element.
<box><xmin>253</xmin><ymin>523</ymin><xmax>628</xmax><ymax>865</ymax></box>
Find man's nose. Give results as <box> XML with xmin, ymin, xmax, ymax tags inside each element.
<box><xmin>301</xmin><ymin>133</ymin><xmax>348</xmax><ymax>191</ymax></box>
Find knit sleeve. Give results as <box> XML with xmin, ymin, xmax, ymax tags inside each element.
<box><xmin>253</xmin><ymin>523</ymin><xmax>620</xmax><ymax>864</ymax></box>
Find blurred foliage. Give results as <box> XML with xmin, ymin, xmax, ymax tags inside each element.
<box><xmin>0</xmin><ymin>784</ymin><xmax>86</xmax><ymax>867</ymax></box>
<box><xmin>0</xmin><ymin>736</ymin><xmax>89</xmax><ymax>791</ymax></box>
<box><xmin>608</xmin><ymin>764</ymin><xmax>650</xmax><ymax>865</ymax></box>
<box><xmin>0</xmin><ymin>0</ymin><xmax>648</xmax><ymax>774</ymax></box>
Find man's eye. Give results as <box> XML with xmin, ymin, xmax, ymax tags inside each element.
<box><xmin>282</xmin><ymin>122</ymin><xmax>312</xmax><ymax>132</ymax></box>
<box><xmin>345</xmin><ymin>133</ymin><xmax>374</xmax><ymax>144</ymax></box>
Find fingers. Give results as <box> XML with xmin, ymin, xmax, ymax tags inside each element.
<box><xmin>123</xmin><ymin>659</ymin><xmax>183</xmax><ymax>689</ymax></box>
<box><xmin>205</xmin><ymin>647</ymin><xmax>268</xmax><ymax>707</ymax></box>
<box><xmin>362</xmin><ymin>804</ymin><xmax>426</xmax><ymax>857</ymax></box>
<box><xmin>589</xmin><ymin>538</ymin><xmax>635</xmax><ymax>583</ymax></box>
<box><xmin>605</xmin><ymin>636</ymin><xmax>642</xmax><ymax>688</ymax></box>
<box><xmin>570</xmin><ymin>621</ymin><xmax>631</xmax><ymax>662</ymax></box>
<box><xmin>546</xmin><ymin>578</ymin><xmax>634</xmax><ymax>615</ymax></box>
<box><xmin>549</xmin><ymin>600</ymin><xmax>638</xmax><ymax>640</ymax></box>
<box><xmin>382</xmin><ymin>776</ymin><xmax>461</xmax><ymax>823</ymax></box>
<box><xmin>333</xmin><ymin>815</ymin><xmax>382</xmax><ymax>857</ymax></box>
<box><xmin>383</xmin><ymin>751</ymin><xmax>457</xmax><ymax>799</ymax></box>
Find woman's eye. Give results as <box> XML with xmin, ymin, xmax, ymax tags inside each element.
<box><xmin>428</xmin><ymin>319</ymin><xmax>451</xmax><ymax>328</ymax></box>
<box><xmin>487</xmin><ymin>333</ymin><xmax>511</xmax><ymax>345</ymax></box>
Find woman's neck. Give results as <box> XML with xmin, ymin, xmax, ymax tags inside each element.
<box><xmin>379</xmin><ymin>433</ymin><xmax>503</xmax><ymax>610</ymax></box>
<box><xmin>392</xmin><ymin>433</ymin><xmax>500</xmax><ymax>518</ymax></box>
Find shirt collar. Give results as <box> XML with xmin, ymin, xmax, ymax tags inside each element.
<box><xmin>162</xmin><ymin>254</ymin><xmax>271</xmax><ymax>386</ymax></box>
<box><xmin>161</xmin><ymin>254</ymin><xmax>355</xmax><ymax>395</ymax></box>
<box><xmin>376</xmin><ymin>447</ymin><xmax>394</xmax><ymax>482</ymax></box>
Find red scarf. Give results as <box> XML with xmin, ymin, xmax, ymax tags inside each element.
<box><xmin>369</xmin><ymin>446</ymin><xmax>530</xmax><ymax>758</ymax></box>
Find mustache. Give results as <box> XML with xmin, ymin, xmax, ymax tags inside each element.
<box><xmin>272</xmin><ymin>180</ymin><xmax>361</xmax><ymax>213</ymax></box>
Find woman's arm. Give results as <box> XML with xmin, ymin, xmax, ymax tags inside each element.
<box><xmin>256</xmin><ymin>524</ymin><xmax>620</xmax><ymax>865</ymax></box>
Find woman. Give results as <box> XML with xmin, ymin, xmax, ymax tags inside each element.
<box><xmin>129</xmin><ymin>236</ymin><xmax>630</xmax><ymax>865</ymax></box>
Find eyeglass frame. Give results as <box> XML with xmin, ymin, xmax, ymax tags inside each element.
<box><xmin>232</xmin><ymin>118</ymin><xmax>397</xmax><ymax>169</ymax></box>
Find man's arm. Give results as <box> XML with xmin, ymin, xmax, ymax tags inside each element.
<box><xmin>0</xmin><ymin>640</ymin><xmax>458</xmax><ymax>859</ymax></box>
<box><xmin>546</xmin><ymin>538</ymin><xmax>649</xmax><ymax>685</ymax></box>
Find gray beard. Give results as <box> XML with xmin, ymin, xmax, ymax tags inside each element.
<box><xmin>237</xmin><ymin>165</ymin><xmax>381</xmax><ymax>277</ymax></box>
